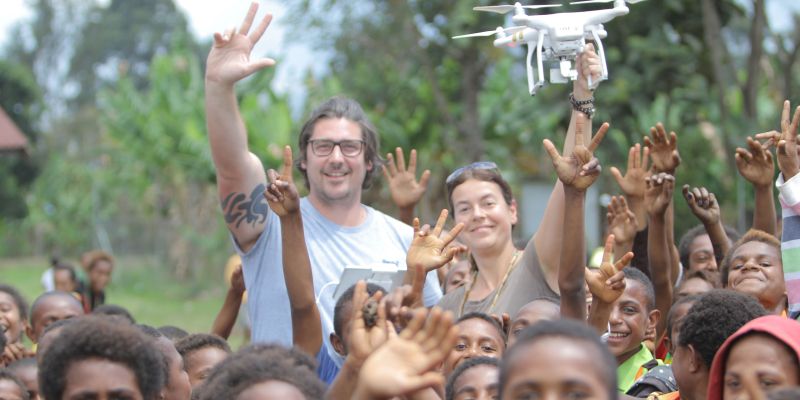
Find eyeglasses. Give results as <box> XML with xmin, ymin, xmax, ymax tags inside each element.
<box><xmin>308</xmin><ymin>139</ymin><xmax>366</xmax><ymax>157</ymax></box>
<box><xmin>445</xmin><ymin>161</ymin><xmax>500</xmax><ymax>184</ymax></box>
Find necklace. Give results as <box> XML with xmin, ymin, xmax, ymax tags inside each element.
<box><xmin>458</xmin><ymin>250</ymin><xmax>522</xmax><ymax>317</ymax></box>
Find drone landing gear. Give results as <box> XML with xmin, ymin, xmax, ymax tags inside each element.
<box><xmin>525</xmin><ymin>31</ymin><xmax>546</xmax><ymax>96</ymax></box>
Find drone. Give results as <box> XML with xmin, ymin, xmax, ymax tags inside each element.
<box><xmin>454</xmin><ymin>0</ymin><xmax>645</xmax><ymax>95</ymax></box>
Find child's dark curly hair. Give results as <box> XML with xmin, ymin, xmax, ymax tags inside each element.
<box><xmin>38</xmin><ymin>316</ymin><xmax>166</xmax><ymax>400</ymax></box>
<box><xmin>0</xmin><ymin>283</ymin><xmax>29</xmax><ymax>322</ymax></box>
<box><xmin>445</xmin><ymin>356</ymin><xmax>498</xmax><ymax>400</ymax></box>
<box><xmin>196</xmin><ymin>345</ymin><xmax>325</xmax><ymax>400</ymax></box>
<box><xmin>175</xmin><ymin>333</ymin><xmax>231</xmax><ymax>363</ymax></box>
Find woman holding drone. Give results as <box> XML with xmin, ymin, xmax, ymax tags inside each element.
<box><xmin>432</xmin><ymin>44</ymin><xmax>606</xmax><ymax>319</ymax></box>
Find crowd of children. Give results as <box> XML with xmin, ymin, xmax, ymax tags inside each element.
<box><xmin>3</xmin><ymin>3</ymin><xmax>800</xmax><ymax>399</ymax></box>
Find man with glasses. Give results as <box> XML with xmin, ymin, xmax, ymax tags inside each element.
<box><xmin>204</xmin><ymin>3</ymin><xmax>441</xmax><ymax>359</ymax></box>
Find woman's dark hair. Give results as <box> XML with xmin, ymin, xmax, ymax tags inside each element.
<box><xmin>445</xmin><ymin>167</ymin><xmax>514</xmax><ymax>213</ymax></box>
<box><xmin>295</xmin><ymin>96</ymin><xmax>384</xmax><ymax>190</ymax></box>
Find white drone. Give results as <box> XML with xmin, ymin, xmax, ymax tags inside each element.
<box><xmin>454</xmin><ymin>0</ymin><xmax>645</xmax><ymax>95</ymax></box>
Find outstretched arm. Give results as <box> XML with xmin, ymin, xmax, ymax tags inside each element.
<box><xmin>533</xmin><ymin>43</ymin><xmax>602</xmax><ymax>292</ymax></box>
<box><xmin>264</xmin><ymin>146</ymin><xmax>322</xmax><ymax>356</ymax></box>
<box><xmin>544</xmin><ymin>115</ymin><xmax>608</xmax><ymax>320</ymax></box>
<box><xmin>735</xmin><ymin>136</ymin><xmax>777</xmax><ymax>235</ymax></box>
<box><xmin>645</xmin><ymin>173</ymin><xmax>675</xmax><ymax>340</ymax></box>
<box><xmin>206</xmin><ymin>3</ymin><xmax>277</xmax><ymax>252</ymax></box>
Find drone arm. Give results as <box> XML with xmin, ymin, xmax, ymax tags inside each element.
<box><xmin>591</xmin><ymin>29</ymin><xmax>609</xmax><ymax>82</ymax></box>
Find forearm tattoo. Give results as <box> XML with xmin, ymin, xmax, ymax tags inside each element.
<box><xmin>222</xmin><ymin>184</ymin><xmax>269</xmax><ymax>228</ymax></box>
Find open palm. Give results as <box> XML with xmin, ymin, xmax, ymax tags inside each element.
<box><xmin>206</xmin><ymin>3</ymin><xmax>276</xmax><ymax>85</ymax></box>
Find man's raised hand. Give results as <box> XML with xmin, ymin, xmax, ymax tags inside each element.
<box><xmin>543</xmin><ymin>113</ymin><xmax>608</xmax><ymax>191</ymax></box>
<box><xmin>406</xmin><ymin>210</ymin><xmax>466</xmax><ymax>274</ymax></box>
<box><xmin>206</xmin><ymin>2</ymin><xmax>276</xmax><ymax>85</ymax></box>
<box><xmin>644</xmin><ymin>123</ymin><xmax>681</xmax><ymax>174</ymax></box>
<box><xmin>383</xmin><ymin>148</ymin><xmax>431</xmax><ymax>210</ymax></box>
<box><xmin>264</xmin><ymin>146</ymin><xmax>299</xmax><ymax>217</ymax></box>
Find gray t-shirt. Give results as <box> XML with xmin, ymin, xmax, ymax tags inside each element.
<box><xmin>234</xmin><ymin>197</ymin><xmax>443</xmax><ymax>348</ymax></box>
<box><xmin>437</xmin><ymin>244</ymin><xmax>558</xmax><ymax>318</ymax></box>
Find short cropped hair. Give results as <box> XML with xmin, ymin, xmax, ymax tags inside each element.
<box><xmin>500</xmin><ymin>319</ymin><xmax>616</xmax><ymax>400</ymax></box>
<box><xmin>678</xmin><ymin>289</ymin><xmax>767</xmax><ymax>367</ymax></box>
<box><xmin>39</xmin><ymin>316</ymin><xmax>165</xmax><ymax>400</ymax></box>
<box><xmin>175</xmin><ymin>333</ymin><xmax>231</xmax><ymax>359</ymax></box>
<box><xmin>445</xmin><ymin>357</ymin><xmax>498</xmax><ymax>400</ymax></box>
<box><xmin>457</xmin><ymin>312</ymin><xmax>507</xmax><ymax>344</ymax></box>
<box><xmin>157</xmin><ymin>325</ymin><xmax>189</xmax><ymax>341</ymax></box>
<box><xmin>0</xmin><ymin>370</ymin><xmax>29</xmax><ymax>400</ymax></box>
<box><xmin>295</xmin><ymin>97</ymin><xmax>384</xmax><ymax>190</ymax></box>
<box><xmin>29</xmin><ymin>291</ymin><xmax>83</xmax><ymax>324</ymax></box>
<box><xmin>197</xmin><ymin>346</ymin><xmax>325</xmax><ymax>400</ymax></box>
<box><xmin>665</xmin><ymin>294</ymin><xmax>702</xmax><ymax>342</ymax></box>
<box><xmin>332</xmin><ymin>282</ymin><xmax>385</xmax><ymax>338</ymax></box>
<box><xmin>623</xmin><ymin>267</ymin><xmax>656</xmax><ymax>311</ymax></box>
<box><xmin>92</xmin><ymin>304</ymin><xmax>136</xmax><ymax>324</ymax></box>
<box><xmin>0</xmin><ymin>283</ymin><xmax>29</xmax><ymax>321</ymax></box>
<box><xmin>720</xmin><ymin>229</ymin><xmax>780</xmax><ymax>286</ymax></box>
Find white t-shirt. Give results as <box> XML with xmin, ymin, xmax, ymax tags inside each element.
<box><xmin>235</xmin><ymin>197</ymin><xmax>442</xmax><ymax>351</ymax></box>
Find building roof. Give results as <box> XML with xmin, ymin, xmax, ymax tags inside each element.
<box><xmin>0</xmin><ymin>105</ymin><xmax>29</xmax><ymax>152</ymax></box>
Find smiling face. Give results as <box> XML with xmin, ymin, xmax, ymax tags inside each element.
<box><xmin>723</xmin><ymin>333</ymin><xmax>800</xmax><ymax>399</ymax></box>
<box><xmin>300</xmin><ymin>117</ymin><xmax>371</xmax><ymax>207</ymax></box>
<box><xmin>450</xmin><ymin>179</ymin><xmax>516</xmax><ymax>255</ymax></box>
<box><xmin>444</xmin><ymin>318</ymin><xmax>505</xmax><ymax>377</ymax></box>
<box><xmin>62</xmin><ymin>358</ymin><xmax>143</xmax><ymax>400</ymax></box>
<box><xmin>451</xmin><ymin>364</ymin><xmax>499</xmax><ymax>400</ymax></box>
<box><xmin>0</xmin><ymin>292</ymin><xmax>24</xmax><ymax>344</ymax></box>
<box><xmin>726</xmin><ymin>241</ymin><xmax>785</xmax><ymax>311</ymax></box>
<box><xmin>502</xmin><ymin>337</ymin><xmax>611</xmax><ymax>400</ymax></box>
<box><xmin>606</xmin><ymin>280</ymin><xmax>658</xmax><ymax>364</ymax></box>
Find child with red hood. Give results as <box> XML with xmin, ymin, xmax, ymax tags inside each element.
<box><xmin>707</xmin><ymin>315</ymin><xmax>800</xmax><ymax>400</ymax></box>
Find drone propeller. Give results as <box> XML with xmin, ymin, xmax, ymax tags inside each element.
<box><xmin>452</xmin><ymin>26</ymin><xmax>526</xmax><ymax>39</ymax></box>
<box><xmin>570</xmin><ymin>0</ymin><xmax>646</xmax><ymax>4</ymax></box>
<box><xmin>473</xmin><ymin>4</ymin><xmax>562</xmax><ymax>15</ymax></box>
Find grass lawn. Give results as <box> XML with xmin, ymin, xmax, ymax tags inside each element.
<box><xmin>0</xmin><ymin>256</ymin><xmax>249</xmax><ymax>349</ymax></box>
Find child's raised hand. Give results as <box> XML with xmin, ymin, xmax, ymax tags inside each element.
<box><xmin>735</xmin><ymin>136</ymin><xmax>774</xmax><ymax>188</ymax></box>
<box><xmin>347</xmin><ymin>281</ymin><xmax>392</xmax><ymax>368</ymax></box>
<box><xmin>682</xmin><ymin>184</ymin><xmax>721</xmax><ymax>227</ymax></box>
<box><xmin>230</xmin><ymin>263</ymin><xmax>245</xmax><ymax>295</ymax></box>
<box><xmin>543</xmin><ymin>114</ymin><xmax>608</xmax><ymax>191</ymax></box>
<box><xmin>644</xmin><ymin>123</ymin><xmax>681</xmax><ymax>174</ymax></box>
<box><xmin>264</xmin><ymin>146</ymin><xmax>299</xmax><ymax>217</ymax></box>
<box><xmin>585</xmin><ymin>235</ymin><xmax>631</xmax><ymax>305</ymax></box>
<box><xmin>644</xmin><ymin>173</ymin><xmax>675</xmax><ymax>217</ymax></box>
<box><xmin>406</xmin><ymin>210</ymin><xmax>466</xmax><ymax>273</ymax></box>
<box><xmin>606</xmin><ymin>196</ymin><xmax>638</xmax><ymax>246</ymax></box>
<box><xmin>354</xmin><ymin>307</ymin><xmax>458</xmax><ymax>399</ymax></box>
<box><xmin>610</xmin><ymin>143</ymin><xmax>650</xmax><ymax>199</ymax></box>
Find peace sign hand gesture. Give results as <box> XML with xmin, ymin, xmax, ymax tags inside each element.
<box><xmin>206</xmin><ymin>2</ymin><xmax>276</xmax><ymax>85</ymax></box>
<box><xmin>543</xmin><ymin>113</ymin><xmax>609</xmax><ymax>191</ymax></box>
<box><xmin>585</xmin><ymin>234</ymin><xmax>632</xmax><ymax>305</ymax></box>
<box><xmin>264</xmin><ymin>146</ymin><xmax>299</xmax><ymax>217</ymax></box>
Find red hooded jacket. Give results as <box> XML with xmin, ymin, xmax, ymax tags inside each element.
<box><xmin>706</xmin><ymin>315</ymin><xmax>800</xmax><ymax>400</ymax></box>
